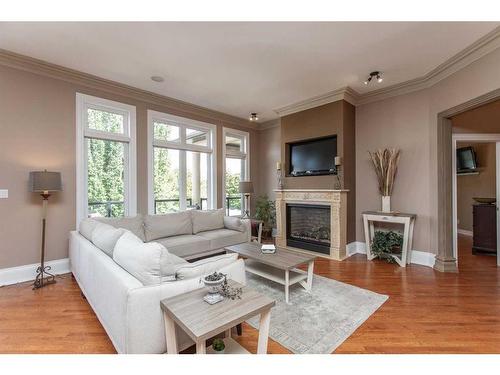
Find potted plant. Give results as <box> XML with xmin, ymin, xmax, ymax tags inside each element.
<box><xmin>371</xmin><ymin>230</ymin><xmax>403</xmax><ymax>263</ymax></box>
<box><xmin>254</xmin><ymin>195</ymin><xmax>276</xmax><ymax>239</ymax></box>
<box><xmin>212</xmin><ymin>338</ymin><xmax>225</xmax><ymax>354</ymax></box>
<box><xmin>369</xmin><ymin>148</ymin><xmax>401</xmax><ymax>212</ymax></box>
<box><xmin>202</xmin><ymin>272</ymin><xmax>226</xmax><ymax>304</ymax></box>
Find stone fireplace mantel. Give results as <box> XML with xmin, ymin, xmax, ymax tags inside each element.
<box><xmin>274</xmin><ymin>189</ymin><xmax>349</xmax><ymax>261</ymax></box>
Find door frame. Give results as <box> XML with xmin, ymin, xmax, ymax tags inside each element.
<box><xmin>436</xmin><ymin>88</ymin><xmax>500</xmax><ymax>272</ymax></box>
<box><xmin>452</xmin><ymin>133</ymin><xmax>500</xmax><ymax>265</ymax></box>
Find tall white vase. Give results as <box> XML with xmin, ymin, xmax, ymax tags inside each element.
<box><xmin>381</xmin><ymin>195</ymin><xmax>391</xmax><ymax>213</ymax></box>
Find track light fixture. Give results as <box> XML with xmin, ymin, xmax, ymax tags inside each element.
<box><xmin>364</xmin><ymin>71</ymin><xmax>383</xmax><ymax>85</ymax></box>
<box><xmin>249</xmin><ymin>112</ymin><xmax>259</xmax><ymax>121</ymax></box>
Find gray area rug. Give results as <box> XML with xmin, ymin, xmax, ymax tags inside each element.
<box><xmin>246</xmin><ymin>273</ymin><xmax>388</xmax><ymax>354</ymax></box>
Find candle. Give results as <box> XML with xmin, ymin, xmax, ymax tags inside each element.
<box><xmin>334</xmin><ymin>156</ymin><xmax>342</xmax><ymax>166</ymax></box>
<box><xmin>276</xmin><ymin>161</ymin><xmax>281</xmax><ymax>170</ymax></box>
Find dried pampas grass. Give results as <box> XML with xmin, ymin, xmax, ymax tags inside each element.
<box><xmin>369</xmin><ymin>148</ymin><xmax>401</xmax><ymax>196</ymax></box>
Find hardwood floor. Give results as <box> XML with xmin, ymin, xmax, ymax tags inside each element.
<box><xmin>0</xmin><ymin>235</ymin><xmax>498</xmax><ymax>354</ymax></box>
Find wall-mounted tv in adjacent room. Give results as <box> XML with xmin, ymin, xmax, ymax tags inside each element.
<box><xmin>288</xmin><ymin>135</ymin><xmax>337</xmax><ymax>177</ymax></box>
<box><xmin>457</xmin><ymin>146</ymin><xmax>478</xmax><ymax>173</ymax></box>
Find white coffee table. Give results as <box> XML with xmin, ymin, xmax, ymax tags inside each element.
<box><xmin>225</xmin><ymin>242</ymin><xmax>316</xmax><ymax>304</ymax></box>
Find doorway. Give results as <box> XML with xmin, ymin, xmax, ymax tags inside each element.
<box><xmin>452</xmin><ymin>135</ymin><xmax>500</xmax><ymax>268</ymax></box>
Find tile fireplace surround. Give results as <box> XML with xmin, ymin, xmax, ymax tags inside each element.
<box><xmin>275</xmin><ymin>189</ymin><xmax>349</xmax><ymax>261</ymax></box>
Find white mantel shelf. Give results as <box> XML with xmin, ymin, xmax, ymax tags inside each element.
<box><xmin>274</xmin><ymin>189</ymin><xmax>350</xmax><ymax>193</ymax></box>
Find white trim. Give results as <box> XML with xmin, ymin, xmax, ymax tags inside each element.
<box><xmin>76</xmin><ymin>93</ymin><xmax>136</xmax><ymax>225</ymax></box>
<box><xmin>346</xmin><ymin>242</ymin><xmax>436</xmax><ymax>268</ymax></box>
<box><xmin>457</xmin><ymin>229</ymin><xmax>473</xmax><ymax>237</ymax></box>
<box><xmin>147</xmin><ymin>109</ymin><xmax>217</xmax><ymax>214</ymax></box>
<box><xmin>452</xmin><ymin>133</ymin><xmax>500</xmax><ymax>261</ymax></box>
<box><xmin>274</xmin><ymin>87</ymin><xmax>358</xmax><ymax>117</ymax></box>
<box><xmin>222</xmin><ymin>127</ymin><xmax>250</xmax><ymax>215</ymax></box>
<box><xmin>272</xmin><ymin>26</ymin><xmax>500</xmax><ymax>115</ymax></box>
<box><xmin>0</xmin><ymin>258</ymin><xmax>70</xmax><ymax>287</ymax></box>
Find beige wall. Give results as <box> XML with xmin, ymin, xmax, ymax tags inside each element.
<box><xmin>279</xmin><ymin>100</ymin><xmax>356</xmax><ymax>242</ymax></box>
<box><xmin>0</xmin><ymin>64</ymin><xmax>259</xmax><ymax>269</ymax></box>
<box><xmin>456</xmin><ymin>142</ymin><xmax>496</xmax><ymax>232</ymax></box>
<box><xmin>256</xmin><ymin>121</ymin><xmax>281</xmax><ymax>200</ymax></box>
<box><xmin>356</xmin><ymin>46</ymin><xmax>500</xmax><ymax>254</ymax></box>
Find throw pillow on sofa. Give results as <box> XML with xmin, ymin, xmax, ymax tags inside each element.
<box><xmin>143</xmin><ymin>211</ymin><xmax>192</xmax><ymax>242</ymax></box>
<box><xmin>175</xmin><ymin>253</ymin><xmax>238</xmax><ymax>280</ymax></box>
<box><xmin>113</xmin><ymin>231</ymin><xmax>187</xmax><ymax>285</ymax></box>
<box><xmin>91</xmin><ymin>223</ymin><xmax>126</xmax><ymax>257</ymax></box>
<box><xmin>191</xmin><ymin>208</ymin><xmax>225</xmax><ymax>234</ymax></box>
<box><xmin>223</xmin><ymin>216</ymin><xmax>246</xmax><ymax>232</ymax></box>
<box><xmin>95</xmin><ymin>215</ymin><xmax>146</xmax><ymax>242</ymax></box>
<box><xmin>79</xmin><ymin>218</ymin><xmax>100</xmax><ymax>242</ymax></box>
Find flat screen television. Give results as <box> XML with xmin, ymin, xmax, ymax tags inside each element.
<box><xmin>289</xmin><ymin>135</ymin><xmax>337</xmax><ymax>176</ymax></box>
<box><xmin>457</xmin><ymin>146</ymin><xmax>478</xmax><ymax>173</ymax></box>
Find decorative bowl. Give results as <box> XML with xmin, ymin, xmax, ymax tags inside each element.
<box><xmin>473</xmin><ymin>197</ymin><xmax>496</xmax><ymax>204</ymax></box>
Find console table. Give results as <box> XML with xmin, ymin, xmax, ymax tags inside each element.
<box><xmin>362</xmin><ymin>211</ymin><xmax>416</xmax><ymax>267</ymax></box>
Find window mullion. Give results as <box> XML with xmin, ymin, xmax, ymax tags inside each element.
<box><xmin>179</xmin><ymin>150</ymin><xmax>187</xmax><ymax>211</ymax></box>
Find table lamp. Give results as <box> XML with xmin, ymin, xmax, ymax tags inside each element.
<box><xmin>29</xmin><ymin>170</ymin><xmax>62</xmax><ymax>290</ymax></box>
<box><xmin>238</xmin><ymin>181</ymin><xmax>254</xmax><ymax>219</ymax></box>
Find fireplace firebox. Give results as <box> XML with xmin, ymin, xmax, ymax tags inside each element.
<box><xmin>286</xmin><ymin>203</ymin><xmax>331</xmax><ymax>254</ymax></box>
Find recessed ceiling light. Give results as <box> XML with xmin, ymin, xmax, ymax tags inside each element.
<box><xmin>249</xmin><ymin>113</ymin><xmax>259</xmax><ymax>122</ymax></box>
<box><xmin>151</xmin><ymin>76</ymin><xmax>164</xmax><ymax>83</ymax></box>
<box><xmin>364</xmin><ymin>71</ymin><xmax>383</xmax><ymax>85</ymax></box>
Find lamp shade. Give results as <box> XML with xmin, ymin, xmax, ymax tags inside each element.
<box><xmin>29</xmin><ymin>171</ymin><xmax>62</xmax><ymax>192</ymax></box>
<box><xmin>239</xmin><ymin>181</ymin><xmax>254</xmax><ymax>194</ymax></box>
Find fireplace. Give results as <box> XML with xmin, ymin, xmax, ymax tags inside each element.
<box><xmin>286</xmin><ymin>203</ymin><xmax>331</xmax><ymax>254</ymax></box>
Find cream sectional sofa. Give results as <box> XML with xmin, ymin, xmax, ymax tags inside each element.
<box><xmin>69</xmin><ymin>209</ymin><xmax>249</xmax><ymax>354</ymax></box>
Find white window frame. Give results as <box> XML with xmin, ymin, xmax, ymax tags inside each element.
<box><xmin>222</xmin><ymin>127</ymin><xmax>250</xmax><ymax>216</ymax></box>
<box><xmin>147</xmin><ymin>110</ymin><xmax>217</xmax><ymax>214</ymax></box>
<box><xmin>76</xmin><ymin>93</ymin><xmax>137</xmax><ymax>226</ymax></box>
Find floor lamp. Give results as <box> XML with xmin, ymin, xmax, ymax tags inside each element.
<box><xmin>29</xmin><ymin>170</ymin><xmax>62</xmax><ymax>290</ymax></box>
<box><xmin>239</xmin><ymin>181</ymin><xmax>254</xmax><ymax>219</ymax></box>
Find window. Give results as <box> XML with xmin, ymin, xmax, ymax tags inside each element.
<box><xmin>147</xmin><ymin>110</ymin><xmax>216</xmax><ymax>214</ymax></box>
<box><xmin>76</xmin><ymin>94</ymin><xmax>136</xmax><ymax>224</ymax></box>
<box><xmin>222</xmin><ymin>128</ymin><xmax>250</xmax><ymax>216</ymax></box>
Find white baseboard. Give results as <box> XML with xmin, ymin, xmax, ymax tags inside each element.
<box><xmin>457</xmin><ymin>229</ymin><xmax>473</xmax><ymax>237</ymax></box>
<box><xmin>0</xmin><ymin>258</ymin><xmax>70</xmax><ymax>287</ymax></box>
<box><xmin>346</xmin><ymin>241</ymin><xmax>435</xmax><ymax>268</ymax></box>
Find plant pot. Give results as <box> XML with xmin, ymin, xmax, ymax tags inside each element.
<box><xmin>381</xmin><ymin>195</ymin><xmax>391</xmax><ymax>213</ymax></box>
<box><xmin>214</xmin><ymin>349</ymin><xmax>225</xmax><ymax>354</ymax></box>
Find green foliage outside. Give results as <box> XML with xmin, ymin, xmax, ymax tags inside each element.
<box><xmin>87</xmin><ymin>110</ymin><xmax>125</xmax><ymax>217</ymax></box>
<box><xmin>371</xmin><ymin>230</ymin><xmax>403</xmax><ymax>263</ymax></box>
<box><xmin>86</xmin><ymin>112</ymin><xmax>240</xmax><ymax>217</ymax></box>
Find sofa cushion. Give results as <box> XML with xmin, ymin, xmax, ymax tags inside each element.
<box><xmin>143</xmin><ymin>212</ymin><xmax>192</xmax><ymax>242</ymax></box>
<box><xmin>223</xmin><ymin>216</ymin><xmax>246</xmax><ymax>232</ymax></box>
<box><xmin>156</xmin><ymin>235</ymin><xmax>211</xmax><ymax>258</ymax></box>
<box><xmin>95</xmin><ymin>215</ymin><xmax>145</xmax><ymax>242</ymax></box>
<box><xmin>91</xmin><ymin>223</ymin><xmax>126</xmax><ymax>257</ymax></box>
<box><xmin>175</xmin><ymin>253</ymin><xmax>238</xmax><ymax>280</ymax></box>
<box><xmin>113</xmin><ymin>231</ymin><xmax>187</xmax><ymax>285</ymax></box>
<box><xmin>197</xmin><ymin>228</ymin><xmax>248</xmax><ymax>250</ymax></box>
<box><xmin>79</xmin><ymin>218</ymin><xmax>100</xmax><ymax>242</ymax></box>
<box><xmin>191</xmin><ymin>209</ymin><xmax>224</xmax><ymax>234</ymax></box>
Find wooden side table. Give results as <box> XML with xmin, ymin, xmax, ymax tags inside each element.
<box><xmin>160</xmin><ymin>280</ymin><xmax>275</xmax><ymax>354</ymax></box>
<box><xmin>362</xmin><ymin>211</ymin><xmax>416</xmax><ymax>267</ymax></box>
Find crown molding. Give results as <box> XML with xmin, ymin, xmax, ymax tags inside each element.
<box><xmin>256</xmin><ymin>118</ymin><xmax>281</xmax><ymax>131</ymax></box>
<box><xmin>357</xmin><ymin>25</ymin><xmax>500</xmax><ymax>105</ymax></box>
<box><xmin>273</xmin><ymin>26</ymin><xmax>500</xmax><ymax>114</ymax></box>
<box><xmin>0</xmin><ymin>48</ymin><xmax>256</xmax><ymax>130</ymax></box>
<box><xmin>273</xmin><ymin>86</ymin><xmax>360</xmax><ymax>117</ymax></box>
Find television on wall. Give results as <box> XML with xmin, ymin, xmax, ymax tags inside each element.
<box><xmin>457</xmin><ymin>146</ymin><xmax>478</xmax><ymax>173</ymax></box>
<box><xmin>288</xmin><ymin>135</ymin><xmax>337</xmax><ymax>176</ymax></box>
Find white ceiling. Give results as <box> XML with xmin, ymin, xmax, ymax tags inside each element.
<box><xmin>0</xmin><ymin>22</ymin><xmax>498</xmax><ymax>122</ymax></box>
